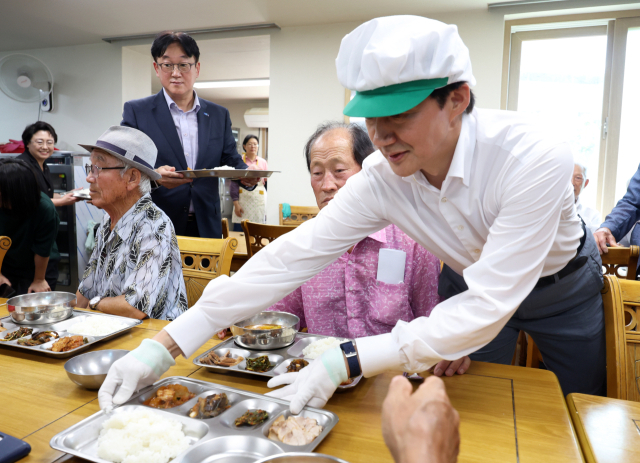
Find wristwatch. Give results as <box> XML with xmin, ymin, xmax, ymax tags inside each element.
<box><xmin>89</xmin><ymin>296</ymin><xmax>101</xmax><ymax>310</ymax></box>
<box><xmin>339</xmin><ymin>340</ymin><xmax>362</xmax><ymax>378</ymax></box>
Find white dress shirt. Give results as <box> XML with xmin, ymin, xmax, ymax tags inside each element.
<box><xmin>575</xmin><ymin>197</ymin><xmax>602</xmax><ymax>234</ymax></box>
<box><xmin>165</xmin><ymin>108</ymin><xmax>583</xmax><ymax>377</ymax></box>
<box><xmin>163</xmin><ymin>88</ymin><xmax>200</xmax><ymax>212</ymax></box>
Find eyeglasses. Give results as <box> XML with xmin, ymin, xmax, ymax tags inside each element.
<box><xmin>85</xmin><ymin>164</ymin><xmax>125</xmax><ymax>178</ymax></box>
<box><xmin>573</xmin><ymin>176</ymin><xmax>585</xmax><ymax>183</ymax></box>
<box><xmin>157</xmin><ymin>62</ymin><xmax>196</xmax><ymax>73</ymax></box>
<box><xmin>32</xmin><ymin>139</ymin><xmax>54</xmax><ymax>147</ymax></box>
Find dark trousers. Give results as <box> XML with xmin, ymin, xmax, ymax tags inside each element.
<box><xmin>184</xmin><ymin>215</ymin><xmax>200</xmax><ymax>238</ymax></box>
<box><xmin>438</xmin><ymin>232</ymin><xmax>606</xmax><ymax>397</ymax></box>
<box><xmin>6</xmin><ymin>258</ymin><xmax>59</xmax><ymax>296</ymax></box>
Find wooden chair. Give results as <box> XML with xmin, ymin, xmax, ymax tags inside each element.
<box><xmin>601</xmin><ymin>246</ymin><xmax>639</xmax><ymax>280</ymax></box>
<box><xmin>279</xmin><ymin>204</ymin><xmax>319</xmax><ymax>227</ymax></box>
<box><xmin>241</xmin><ymin>220</ymin><xmax>296</xmax><ymax>257</ymax></box>
<box><xmin>0</xmin><ymin>236</ymin><xmax>11</xmax><ymax>273</ymax></box>
<box><xmin>221</xmin><ymin>218</ymin><xmax>229</xmax><ymax>239</ymax></box>
<box><xmin>176</xmin><ymin>236</ymin><xmax>237</xmax><ymax>308</ymax></box>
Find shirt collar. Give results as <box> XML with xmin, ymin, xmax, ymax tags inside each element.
<box><xmin>109</xmin><ymin>194</ymin><xmax>152</xmax><ymax>242</ymax></box>
<box><xmin>401</xmin><ymin>110</ymin><xmax>476</xmax><ymax>188</ymax></box>
<box><xmin>367</xmin><ymin>227</ymin><xmax>387</xmax><ymax>243</ymax></box>
<box><xmin>163</xmin><ymin>88</ymin><xmax>201</xmax><ymax>114</ymax></box>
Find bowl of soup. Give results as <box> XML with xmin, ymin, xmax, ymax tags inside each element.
<box><xmin>230</xmin><ymin>312</ymin><xmax>300</xmax><ymax>350</ymax></box>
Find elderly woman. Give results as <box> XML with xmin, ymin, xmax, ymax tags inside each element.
<box><xmin>75</xmin><ymin>126</ymin><xmax>188</xmax><ymax>321</ymax></box>
<box><xmin>0</xmin><ymin>159</ymin><xmax>59</xmax><ymax>295</ymax></box>
<box><xmin>230</xmin><ymin>134</ymin><xmax>268</xmax><ymax>231</ymax></box>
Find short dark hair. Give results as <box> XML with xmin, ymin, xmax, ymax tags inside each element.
<box><xmin>151</xmin><ymin>31</ymin><xmax>200</xmax><ymax>63</ymax></box>
<box><xmin>429</xmin><ymin>81</ymin><xmax>475</xmax><ymax>114</ymax></box>
<box><xmin>22</xmin><ymin>121</ymin><xmax>58</xmax><ymax>146</ymax></box>
<box><xmin>304</xmin><ymin>122</ymin><xmax>375</xmax><ymax>172</ymax></box>
<box><xmin>0</xmin><ymin>159</ymin><xmax>41</xmax><ymax>217</ymax></box>
<box><xmin>242</xmin><ymin>134</ymin><xmax>259</xmax><ymax>146</ymax></box>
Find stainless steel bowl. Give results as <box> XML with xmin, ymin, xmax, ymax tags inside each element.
<box><xmin>7</xmin><ymin>292</ymin><xmax>75</xmax><ymax>324</ymax></box>
<box><xmin>64</xmin><ymin>349</ymin><xmax>129</xmax><ymax>389</ymax></box>
<box><xmin>255</xmin><ymin>454</ymin><xmax>351</xmax><ymax>463</ymax></box>
<box><xmin>230</xmin><ymin>312</ymin><xmax>300</xmax><ymax>350</ymax></box>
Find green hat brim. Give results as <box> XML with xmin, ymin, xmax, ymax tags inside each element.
<box><xmin>344</xmin><ymin>78</ymin><xmax>449</xmax><ymax>118</ymax></box>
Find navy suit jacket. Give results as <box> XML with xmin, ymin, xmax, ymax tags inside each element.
<box><xmin>121</xmin><ymin>91</ymin><xmax>247</xmax><ymax>238</ymax></box>
<box><xmin>602</xmin><ymin>164</ymin><xmax>640</xmax><ymax>249</ymax></box>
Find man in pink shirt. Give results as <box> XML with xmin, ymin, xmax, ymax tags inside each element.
<box><xmin>268</xmin><ymin>122</ymin><xmax>468</xmax><ymax>375</ymax></box>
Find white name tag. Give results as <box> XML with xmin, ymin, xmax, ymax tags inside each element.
<box><xmin>376</xmin><ymin>248</ymin><xmax>406</xmax><ymax>284</ymax></box>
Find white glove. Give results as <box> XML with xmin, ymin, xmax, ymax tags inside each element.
<box><xmin>266</xmin><ymin>347</ymin><xmax>348</xmax><ymax>414</ymax></box>
<box><xmin>98</xmin><ymin>339</ymin><xmax>176</xmax><ymax>410</ymax></box>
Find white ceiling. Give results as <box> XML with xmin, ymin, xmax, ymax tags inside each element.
<box><xmin>1</xmin><ymin>0</ymin><xmax>499</xmax><ymax>51</ymax></box>
<box><xmin>129</xmin><ymin>35</ymin><xmax>271</xmax><ymax>101</ymax></box>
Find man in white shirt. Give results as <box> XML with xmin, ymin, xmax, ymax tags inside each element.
<box><xmin>573</xmin><ymin>162</ymin><xmax>602</xmax><ymax>234</ymax></box>
<box><xmin>99</xmin><ymin>16</ymin><xmax>606</xmax><ymax>413</ymax></box>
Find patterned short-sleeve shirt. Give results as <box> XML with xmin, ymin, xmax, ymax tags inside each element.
<box><xmin>78</xmin><ymin>194</ymin><xmax>188</xmax><ymax>320</ymax></box>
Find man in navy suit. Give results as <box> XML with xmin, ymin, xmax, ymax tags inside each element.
<box><xmin>121</xmin><ymin>31</ymin><xmax>256</xmax><ymax>238</ymax></box>
<box><xmin>595</xmin><ymin>166</ymin><xmax>640</xmax><ymax>267</ymax></box>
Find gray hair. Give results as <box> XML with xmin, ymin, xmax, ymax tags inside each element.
<box><xmin>120</xmin><ymin>160</ymin><xmax>151</xmax><ymax>195</ymax></box>
<box><xmin>575</xmin><ymin>161</ymin><xmax>588</xmax><ymax>179</ymax></box>
<box><xmin>304</xmin><ymin>121</ymin><xmax>375</xmax><ymax>172</ymax></box>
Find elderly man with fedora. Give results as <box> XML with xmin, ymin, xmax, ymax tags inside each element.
<box><xmin>75</xmin><ymin>126</ymin><xmax>188</xmax><ymax>321</ymax></box>
<box><xmin>99</xmin><ymin>16</ymin><xmax>605</xmax><ymax>413</ymax></box>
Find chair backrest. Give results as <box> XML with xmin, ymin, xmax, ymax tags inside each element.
<box><xmin>602</xmin><ymin>246</ymin><xmax>639</xmax><ymax>280</ymax></box>
<box><xmin>221</xmin><ymin>218</ymin><xmax>229</xmax><ymax>239</ymax></box>
<box><xmin>601</xmin><ymin>275</ymin><xmax>628</xmax><ymax>399</ymax></box>
<box><xmin>279</xmin><ymin>204</ymin><xmax>319</xmax><ymax>227</ymax></box>
<box><xmin>0</xmin><ymin>236</ymin><xmax>11</xmax><ymax>272</ymax></box>
<box><xmin>241</xmin><ymin>220</ymin><xmax>296</xmax><ymax>257</ymax></box>
<box><xmin>176</xmin><ymin>236</ymin><xmax>237</xmax><ymax>308</ymax></box>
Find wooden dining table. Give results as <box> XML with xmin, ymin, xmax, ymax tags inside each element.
<box><xmin>229</xmin><ymin>230</ymin><xmax>249</xmax><ymax>272</ymax></box>
<box><xmin>0</xmin><ymin>300</ymin><xmax>584</xmax><ymax>463</ymax></box>
<box><xmin>567</xmin><ymin>393</ymin><xmax>640</xmax><ymax>463</ymax></box>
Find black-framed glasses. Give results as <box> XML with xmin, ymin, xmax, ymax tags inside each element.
<box><xmin>85</xmin><ymin>163</ymin><xmax>125</xmax><ymax>177</ymax></box>
<box><xmin>156</xmin><ymin>62</ymin><xmax>196</xmax><ymax>73</ymax></box>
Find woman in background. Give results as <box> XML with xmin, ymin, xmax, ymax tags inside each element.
<box><xmin>230</xmin><ymin>134</ymin><xmax>268</xmax><ymax>231</ymax></box>
<box><xmin>0</xmin><ymin>159</ymin><xmax>59</xmax><ymax>295</ymax></box>
<box><xmin>17</xmin><ymin>121</ymin><xmax>77</xmax><ymax>290</ymax></box>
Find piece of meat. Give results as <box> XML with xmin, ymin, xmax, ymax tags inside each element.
<box><xmin>268</xmin><ymin>415</ymin><xmax>323</xmax><ymax>446</ymax></box>
<box><xmin>51</xmin><ymin>335</ymin><xmax>86</xmax><ymax>352</ymax></box>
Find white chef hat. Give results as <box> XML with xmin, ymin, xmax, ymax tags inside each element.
<box><xmin>337</xmin><ymin>15</ymin><xmax>476</xmax><ymax>118</ymax></box>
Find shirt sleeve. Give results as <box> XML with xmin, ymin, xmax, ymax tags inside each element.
<box><xmin>229</xmin><ymin>181</ymin><xmax>240</xmax><ymax>202</ymax></box>
<box><xmin>356</xmin><ymin>143</ymin><xmax>578</xmax><ymax>376</ymax></box>
<box><xmin>602</xmin><ymin>165</ymin><xmax>640</xmax><ymax>239</ymax></box>
<box><xmin>165</xmin><ymin>169</ymin><xmax>390</xmax><ymax>357</ymax></box>
<box><xmin>31</xmin><ymin>195</ymin><xmax>58</xmax><ymax>258</ymax></box>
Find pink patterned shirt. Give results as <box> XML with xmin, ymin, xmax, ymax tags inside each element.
<box><xmin>267</xmin><ymin>224</ymin><xmax>442</xmax><ymax>338</ymax></box>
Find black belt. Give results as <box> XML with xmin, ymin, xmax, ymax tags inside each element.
<box><xmin>535</xmin><ymin>219</ymin><xmax>588</xmax><ymax>289</ymax></box>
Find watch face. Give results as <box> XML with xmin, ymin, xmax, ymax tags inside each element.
<box><xmin>89</xmin><ymin>296</ymin><xmax>100</xmax><ymax>306</ymax></box>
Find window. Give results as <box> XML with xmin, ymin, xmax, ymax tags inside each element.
<box><xmin>504</xmin><ymin>12</ymin><xmax>640</xmax><ymax>220</ymax></box>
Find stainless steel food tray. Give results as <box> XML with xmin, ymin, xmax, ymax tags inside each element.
<box><xmin>0</xmin><ymin>310</ymin><xmax>141</xmax><ymax>358</ymax></box>
<box><xmin>50</xmin><ymin>376</ymin><xmax>339</xmax><ymax>463</ymax></box>
<box><xmin>176</xmin><ymin>169</ymin><xmax>280</xmax><ymax>179</ymax></box>
<box><xmin>194</xmin><ymin>333</ymin><xmax>363</xmax><ymax>390</ymax></box>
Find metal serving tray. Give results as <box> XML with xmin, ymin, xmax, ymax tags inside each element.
<box><xmin>50</xmin><ymin>376</ymin><xmax>339</xmax><ymax>463</ymax></box>
<box><xmin>176</xmin><ymin>169</ymin><xmax>280</xmax><ymax>179</ymax></box>
<box><xmin>194</xmin><ymin>333</ymin><xmax>363</xmax><ymax>390</ymax></box>
<box><xmin>0</xmin><ymin>310</ymin><xmax>141</xmax><ymax>358</ymax></box>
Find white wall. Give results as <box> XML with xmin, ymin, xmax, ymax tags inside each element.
<box><xmin>122</xmin><ymin>47</ymin><xmax>152</xmax><ymax>108</ymax></box>
<box><xmin>266</xmin><ymin>12</ymin><xmax>506</xmax><ymax>223</ymax></box>
<box><xmin>0</xmin><ymin>43</ymin><xmax>123</xmax><ymax>151</ymax></box>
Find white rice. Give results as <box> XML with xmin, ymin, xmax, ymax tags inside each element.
<box><xmin>302</xmin><ymin>337</ymin><xmax>347</xmax><ymax>360</ymax></box>
<box><xmin>213</xmin><ymin>166</ymin><xmax>235</xmax><ymax>170</ymax></box>
<box><xmin>97</xmin><ymin>409</ymin><xmax>190</xmax><ymax>463</ymax></box>
<box><xmin>67</xmin><ymin>317</ymin><xmax>128</xmax><ymax>336</ymax></box>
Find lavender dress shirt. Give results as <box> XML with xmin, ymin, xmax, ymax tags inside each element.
<box><xmin>267</xmin><ymin>224</ymin><xmax>441</xmax><ymax>338</ymax></box>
